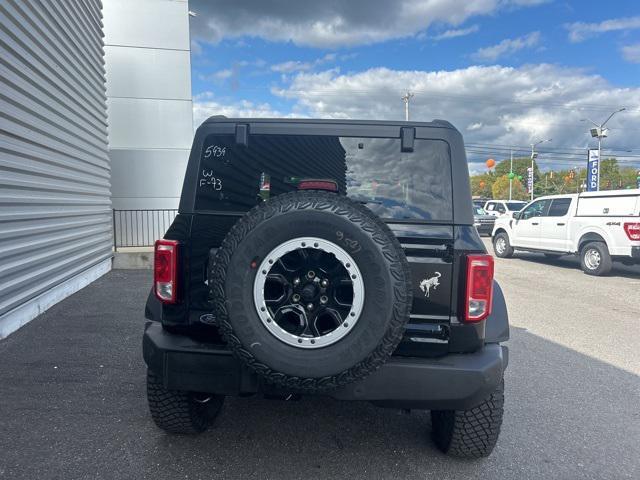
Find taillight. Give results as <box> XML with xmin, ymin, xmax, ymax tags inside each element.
<box><xmin>464</xmin><ymin>254</ymin><xmax>494</xmax><ymax>322</ymax></box>
<box><xmin>623</xmin><ymin>222</ymin><xmax>640</xmax><ymax>241</ymax></box>
<box><xmin>154</xmin><ymin>239</ymin><xmax>178</xmax><ymax>303</ymax></box>
<box><xmin>297</xmin><ymin>180</ymin><xmax>338</xmax><ymax>191</ymax></box>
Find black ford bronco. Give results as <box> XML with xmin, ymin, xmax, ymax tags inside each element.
<box><xmin>143</xmin><ymin>118</ymin><xmax>509</xmax><ymax>458</ymax></box>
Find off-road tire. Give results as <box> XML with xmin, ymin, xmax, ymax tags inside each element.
<box><xmin>493</xmin><ymin>233</ymin><xmax>514</xmax><ymax>258</ymax></box>
<box><xmin>431</xmin><ymin>380</ymin><xmax>504</xmax><ymax>458</ymax></box>
<box><xmin>580</xmin><ymin>241</ymin><xmax>612</xmax><ymax>276</ymax></box>
<box><xmin>210</xmin><ymin>190</ymin><xmax>412</xmax><ymax>392</ymax></box>
<box><xmin>146</xmin><ymin>370</ymin><xmax>224</xmax><ymax>434</ymax></box>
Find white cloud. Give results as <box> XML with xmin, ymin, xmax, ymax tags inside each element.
<box><xmin>271</xmin><ymin>53</ymin><xmax>337</xmax><ymax>73</ymax></box>
<box><xmin>472</xmin><ymin>31</ymin><xmax>541</xmax><ymax>61</ymax></box>
<box><xmin>211</xmin><ymin>69</ymin><xmax>233</xmax><ymax>80</ymax></box>
<box><xmin>189</xmin><ymin>0</ymin><xmax>546</xmax><ymax>48</ymax></box>
<box><xmin>431</xmin><ymin>25</ymin><xmax>480</xmax><ymax>41</ymax></box>
<box><xmin>268</xmin><ymin>65</ymin><xmax>639</xmax><ymax>170</ymax></box>
<box><xmin>565</xmin><ymin>16</ymin><xmax>640</xmax><ymax>43</ymax></box>
<box><xmin>621</xmin><ymin>43</ymin><xmax>640</xmax><ymax>64</ymax></box>
<box><xmin>192</xmin><ymin>93</ymin><xmax>299</xmax><ymax>128</ymax></box>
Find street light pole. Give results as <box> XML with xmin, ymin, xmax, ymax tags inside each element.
<box><xmin>582</xmin><ymin>107</ymin><xmax>626</xmax><ymax>191</ymax></box>
<box><xmin>530</xmin><ymin>138</ymin><xmax>552</xmax><ymax>201</ymax></box>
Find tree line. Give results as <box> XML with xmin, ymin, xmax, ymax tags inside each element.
<box><xmin>470</xmin><ymin>157</ymin><xmax>640</xmax><ymax>200</ymax></box>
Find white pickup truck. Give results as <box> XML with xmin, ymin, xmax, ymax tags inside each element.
<box><xmin>491</xmin><ymin>189</ymin><xmax>640</xmax><ymax>275</ymax></box>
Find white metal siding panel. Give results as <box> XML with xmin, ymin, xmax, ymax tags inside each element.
<box><xmin>0</xmin><ymin>0</ymin><xmax>111</xmax><ymax>317</ymax></box>
<box><xmin>104</xmin><ymin>46</ymin><xmax>191</xmax><ymax>100</ymax></box>
<box><xmin>102</xmin><ymin>0</ymin><xmax>190</xmax><ymax>51</ymax></box>
<box><xmin>104</xmin><ymin>0</ymin><xmax>192</xmax><ymax>211</ymax></box>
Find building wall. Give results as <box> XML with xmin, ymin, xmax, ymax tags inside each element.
<box><xmin>0</xmin><ymin>0</ymin><xmax>112</xmax><ymax>337</ymax></box>
<box><xmin>103</xmin><ymin>0</ymin><xmax>193</xmax><ymax>210</ymax></box>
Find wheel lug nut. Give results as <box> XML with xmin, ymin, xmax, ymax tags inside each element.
<box><xmin>321</xmin><ymin>279</ymin><xmax>329</xmax><ymax>288</ymax></box>
<box><xmin>292</xmin><ymin>294</ymin><xmax>300</xmax><ymax>302</ymax></box>
<box><xmin>307</xmin><ymin>271</ymin><xmax>315</xmax><ymax>279</ymax></box>
<box><xmin>293</xmin><ymin>278</ymin><xmax>300</xmax><ymax>286</ymax></box>
<box><xmin>306</xmin><ymin>303</ymin><xmax>314</xmax><ymax>310</ymax></box>
<box><xmin>320</xmin><ymin>295</ymin><xmax>328</xmax><ymax>304</ymax></box>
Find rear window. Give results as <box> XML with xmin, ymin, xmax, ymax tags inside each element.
<box><xmin>195</xmin><ymin>134</ymin><xmax>453</xmax><ymax>222</ymax></box>
<box><xmin>506</xmin><ymin>202</ymin><xmax>526</xmax><ymax>211</ymax></box>
<box><xmin>547</xmin><ymin>198</ymin><xmax>572</xmax><ymax>216</ymax></box>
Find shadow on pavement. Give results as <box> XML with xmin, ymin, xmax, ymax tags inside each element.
<box><xmin>0</xmin><ymin>271</ymin><xmax>638</xmax><ymax>480</ymax></box>
<box><xmin>513</xmin><ymin>252</ymin><xmax>640</xmax><ymax>279</ymax></box>
<box><xmin>483</xmin><ymin>238</ymin><xmax>640</xmax><ymax>279</ymax></box>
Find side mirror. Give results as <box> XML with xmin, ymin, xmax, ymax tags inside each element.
<box><xmin>513</xmin><ymin>211</ymin><xmax>521</xmax><ymax>220</ymax></box>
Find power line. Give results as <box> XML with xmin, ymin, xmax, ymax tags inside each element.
<box><xmin>465</xmin><ymin>141</ymin><xmax>640</xmax><ymax>154</ymax></box>
<box><xmin>464</xmin><ymin>143</ymin><xmax>640</xmax><ymax>159</ymax></box>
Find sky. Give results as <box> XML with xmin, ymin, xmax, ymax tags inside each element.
<box><xmin>187</xmin><ymin>0</ymin><xmax>640</xmax><ymax>173</ymax></box>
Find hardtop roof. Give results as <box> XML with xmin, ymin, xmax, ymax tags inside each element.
<box><xmin>202</xmin><ymin>116</ymin><xmax>457</xmax><ymax>130</ymax></box>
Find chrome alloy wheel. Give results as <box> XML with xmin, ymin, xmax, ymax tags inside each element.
<box><xmin>253</xmin><ymin>237</ymin><xmax>364</xmax><ymax>349</ymax></box>
<box><xmin>584</xmin><ymin>248</ymin><xmax>601</xmax><ymax>270</ymax></box>
<box><xmin>495</xmin><ymin>237</ymin><xmax>506</xmax><ymax>255</ymax></box>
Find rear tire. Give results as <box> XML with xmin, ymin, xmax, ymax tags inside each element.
<box><xmin>431</xmin><ymin>380</ymin><xmax>504</xmax><ymax>458</ymax></box>
<box><xmin>580</xmin><ymin>241</ymin><xmax>612</xmax><ymax>276</ymax></box>
<box><xmin>146</xmin><ymin>370</ymin><xmax>224</xmax><ymax>434</ymax></box>
<box><xmin>493</xmin><ymin>233</ymin><xmax>514</xmax><ymax>258</ymax></box>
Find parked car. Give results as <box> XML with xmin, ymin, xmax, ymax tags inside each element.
<box><xmin>143</xmin><ymin>117</ymin><xmax>510</xmax><ymax>458</ymax></box>
<box><xmin>492</xmin><ymin>189</ymin><xmax>640</xmax><ymax>275</ymax></box>
<box><xmin>484</xmin><ymin>200</ymin><xmax>527</xmax><ymax>217</ymax></box>
<box><xmin>472</xmin><ymin>198</ymin><xmax>491</xmax><ymax>210</ymax></box>
<box><xmin>474</xmin><ymin>206</ymin><xmax>496</xmax><ymax>236</ymax></box>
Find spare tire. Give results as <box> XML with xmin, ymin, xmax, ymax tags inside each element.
<box><xmin>209</xmin><ymin>190</ymin><xmax>412</xmax><ymax>392</ymax></box>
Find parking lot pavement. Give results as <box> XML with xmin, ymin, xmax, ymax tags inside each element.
<box><xmin>0</xmin><ymin>262</ymin><xmax>639</xmax><ymax>480</ymax></box>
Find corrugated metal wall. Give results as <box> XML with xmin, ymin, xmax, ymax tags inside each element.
<box><xmin>0</xmin><ymin>0</ymin><xmax>112</xmax><ymax>318</ymax></box>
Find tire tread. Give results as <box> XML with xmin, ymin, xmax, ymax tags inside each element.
<box><xmin>431</xmin><ymin>380</ymin><xmax>504</xmax><ymax>458</ymax></box>
<box><xmin>146</xmin><ymin>370</ymin><xmax>220</xmax><ymax>434</ymax></box>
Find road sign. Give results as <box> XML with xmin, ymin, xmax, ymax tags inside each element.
<box><xmin>587</xmin><ymin>149</ymin><xmax>599</xmax><ymax>192</ymax></box>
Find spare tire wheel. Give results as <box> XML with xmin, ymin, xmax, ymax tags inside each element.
<box><xmin>209</xmin><ymin>191</ymin><xmax>412</xmax><ymax>392</ymax></box>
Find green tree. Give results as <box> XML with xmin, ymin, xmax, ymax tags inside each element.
<box><xmin>470</xmin><ymin>173</ymin><xmax>494</xmax><ymax>198</ymax></box>
<box><xmin>494</xmin><ymin>156</ymin><xmax>544</xmax><ymax>197</ymax></box>
<box><xmin>600</xmin><ymin>158</ymin><xmax>620</xmax><ymax>190</ymax></box>
<box><xmin>494</xmin><ymin>157</ymin><xmax>538</xmax><ymax>181</ymax></box>
<box><xmin>620</xmin><ymin>166</ymin><xmax>640</xmax><ymax>189</ymax></box>
<box><xmin>491</xmin><ymin>174</ymin><xmax>528</xmax><ymax>200</ymax></box>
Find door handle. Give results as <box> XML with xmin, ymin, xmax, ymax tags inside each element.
<box><xmin>532</xmin><ymin>222</ymin><xmax>539</xmax><ymax>225</ymax></box>
<box><xmin>557</xmin><ymin>222</ymin><xmax>565</xmax><ymax>226</ymax></box>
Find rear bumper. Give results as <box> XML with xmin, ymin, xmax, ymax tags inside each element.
<box><xmin>143</xmin><ymin>322</ymin><xmax>508</xmax><ymax>410</ymax></box>
<box><xmin>610</xmin><ymin>245</ymin><xmax>640</xmax><ymax>261</ymax></box>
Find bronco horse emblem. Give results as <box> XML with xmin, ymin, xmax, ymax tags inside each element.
<box><xmin>419</xmin><ymin>272</ymin><xmax>442</xmax><ymax>297</ymax></box>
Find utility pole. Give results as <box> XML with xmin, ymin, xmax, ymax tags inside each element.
<box><xmin>401</xmin><ymin>91</ymin><xmax>414</xmax><ymax>121</ymax></box>
<box><xmin>582</xmin><ymin>107</ymin><xmax>626</xmax><ymax>191</ymax></box>
<box><xmin>530</xmin><ymin>138</ymin><xmax>552</xmax><ymax>201</ymax></box>
<box><xmin>509</xmin><ymin>149</ymin><xmax>513</xmax><ymax>201</ymax></box>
